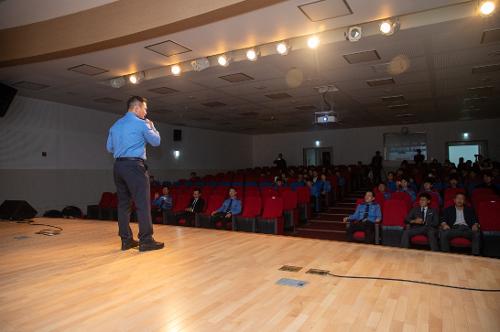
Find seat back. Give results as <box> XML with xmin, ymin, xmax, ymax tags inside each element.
<box><xmin>382</xmin><ymin>199</ymin><xmax>407</xmax><ymax>227</ymax></box>
<box><xmin>172</xmin><ymin>193</ymin><xmax>192</xmax><ymax>213</ymax></box>
<box><xmin>99</xmin><ymin>192</ymin><xmax>114</xmax><ymax>208</ymax></box>
<box><xmin>241</xmin><ymin>196</ymin><xmax>262</xmax><ymax>218</ymax></box>
<box><xmin>262</xmin><ymin>197</ymin><xmax>284</xmax><ymax>218</ymax></box>
<box><xmin>205</xmin><ymin>194</ymin><xmax>225</xmax><ymax>215</ymax></box>
<box><xmin>281</xmin><ymin>190</ymin><xmax>298</xmax><ymax>210</ymax></box>
<box><xmin>478</xmin><ymin>200</ymin><xmax>500</xmax><ymax>231</ymax></box>
<box><xmin>296</xmin><ymin>186</ymin><xmax>311</xmax><ymax>204</ymax></box>
<box><xmin>414</xmin><ymin>193</ymin><xmax>440</xmax><ymax>210</ymax></box>
<box><xmin>391</xmin><ymin>192</ymin><xmax>412</xmax><ymax>210</ymax></box>
<box><xmin>444</xmin><ymin>188</ymin><xmax>466</xmax><ymax>202</ymax></box>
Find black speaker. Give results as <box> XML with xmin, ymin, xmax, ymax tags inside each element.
<box><xmin>0</xmin><ymin>200</ymin><xmax>37</xmax><ymax>220</ymax></box>
<box><xmin>0</xmin><ymin>83</ymin><xmax>18</xmax><ymax>118</ymax></box>
<box><xmin>173</xmin><ymin>129</ymin><xmax>182</xmax><ymax>141</ymax></box>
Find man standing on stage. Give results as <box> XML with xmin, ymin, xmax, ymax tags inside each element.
<box><xmin>106</xmin><ymin>96</ymin><xmax>164</xmax><ymax>252</ymax></box>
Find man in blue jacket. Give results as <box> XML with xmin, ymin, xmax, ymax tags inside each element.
<box><xmin>343</xmin><ymin>191</ymin><xmax>381</xmax><ymax>243</ymax></box>
<box><xmin>211</xmin><ymin>187</ymin><xmax>242</xmax><ymax>229</ymax></box>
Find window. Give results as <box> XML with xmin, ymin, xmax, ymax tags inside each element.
<box><xmin>383</xmin><ymin>132</ymin><xmax>427</xmax><ymax>161</ymax></box>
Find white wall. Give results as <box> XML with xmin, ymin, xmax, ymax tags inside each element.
<box><xmin>0</xmin><ymin>96</ymin><xmax>252</xmax><ymax>213</ymax></box>
<box><xmin>252</xmin><ymin>119</ymin><xmax>500</xmax><ymax>168</ymax></box>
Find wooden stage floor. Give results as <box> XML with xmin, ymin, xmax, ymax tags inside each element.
<box><xmin>1</xmin><ymin>218</ymin><xmax>499</xmax><ymax>332</ymax></box>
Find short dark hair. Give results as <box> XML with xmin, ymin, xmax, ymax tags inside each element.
<box><xmin>127</xmin><ymin>96</ymin><xmax>147</xmax><ymax>109</ymax></box>
<box><xmin>419</xmin><ymin>192</ymin><xmax>431</xmax><ymax>200</ymax></box>
<box><xmin>455</xmin><ymin>192</ymin><xmax>466</xmax><ymax>198</ymax></box>
<box><xmin>365</xmin><ymin>190</ymin><xmax>375</xmax><ymax>197</ymax></box>
<box><xmin>229</xmin><ymin>187</ymin><xmax>237</xmax><ymax>192</ymax></box>
<box><xmin>193</xmin><ymin>188</ymin><xmax>201</xmax><ymax>194</ymax></box>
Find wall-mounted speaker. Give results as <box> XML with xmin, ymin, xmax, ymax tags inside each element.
<box><xmin>173</xmin><ymin>129</ymin><xmax>182</xmax><ymax>141</ymax></box>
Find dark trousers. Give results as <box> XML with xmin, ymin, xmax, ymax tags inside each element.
<box><xmin>113</xmin><ymin>160</ymin><xmax>153</xmax><ymax>242</ymax></box>
<box><xmin>440</xmin><ymin>225</ymin><xmax>480</xmax><ymax>255</ymax></box>
<box><xmin>401</xmin><ymin>226</ymin><xmax>438</xmax><ymax>251</ymax></box>
<box><xmin>174</xmin><ymin>211</ymin><xmax>196</xmax><ymax>226</ymax></box>
<box><xmin>211</xmin><ymin>212</ymin><xmax>231</xmax><ymax>229</ymax></box>
<box><xmin>347</xmin><ymin>221</ymin><xmax>375</xmax><ymax>243</ymax></box>
<box><xmin>162</xmin><ymin>210</ymin><xmax>174</xmax><ymax>225</ymax></box>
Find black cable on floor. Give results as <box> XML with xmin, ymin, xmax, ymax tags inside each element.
<box><xmin>15</xmin><ymin>220</ymin><xmax>63</xmax><ymax>232</ymax></box>
<box><xmin>326</xmin><ymin>272</ymin><xmax>500</xmax><ymax>292</ymax></box>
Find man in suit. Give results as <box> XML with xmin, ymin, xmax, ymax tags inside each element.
<box><xmin>401</xmin><ymin>192</ymin><xmax>440</xmax><ymax>251</ymax></box>
<box><xmin>174</xmin><ymin>189</ymin><xmax>205</xmax><ymax>226</ymax></box>
<box><xmin>440</xmin><ymin>192</ymin><xmax>481</xmax><ymax>255</ymax></box>
<box><xmin>343</xmin><ymin>190</ymin><xmax>381</xmax><ymax>244</ymax></box>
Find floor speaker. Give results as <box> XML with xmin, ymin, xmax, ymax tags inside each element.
<box><xmin>0</xmin><ymin>200</ymin><xmax>38</xmax><ymax>220</ymax></box>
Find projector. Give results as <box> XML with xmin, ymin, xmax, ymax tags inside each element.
<box><xmin>316</xmin><ymin>114</ymin><xmax>337</xmax><ymax>124</ymax></box>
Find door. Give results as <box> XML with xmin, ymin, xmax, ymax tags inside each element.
<box><xmin>303</xmin><ymin>147</ymin><xmax>333</xmax><ymax>167</ymax></box>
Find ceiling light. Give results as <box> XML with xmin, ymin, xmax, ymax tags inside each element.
<box><xmin>463</xmin><ymin>132</ymin><xmax>470</xmax><ymax>139</ymax></box>
<box><xmin>346</xmin><ymin>26</ymin><xmax>362</xmax><ymax>42</ymax></box>
<box><xmin>276</xmin><ymin>41</ymin><xmax>290</xmax><ymax>55</ymax></box>
<box><xmin>217</xmin><ymin>54</ymin><xmax>230</xmax><ymax>67</ymax></box>
<box><xmin>171</xmin><ymin>64</ymin><xmax>181</xmax><ymax>76</ymax></box>
<box><xmin>307</xmin><ymin>36</ymin><xmax>320</xmax><ymax>49</ymax></box>
<box><xmin>479</xmin><ymin>1</ymin><xmax>496</xmax><ymax>16</ymax></box>
<box><xmin>246</xmin><ymin>48</ymin><xmax>259</xmax><ymax>61</ymax></box>
<box><xmin>315</xmin><ymin>140</ymin><xmax>321</xmax><ymax>147</ymax></box>
<box><xmin>379</xmin><ymin>19</ymin><xmax>399</xmax><ymax>36</ymax></box>
<box><xmin>128</xmin><ymin>72</ymin><xmax>144</xmax><ymax>84</ymax></box>
<box><xmin>173</xmin><ymin>150</ymin><xmax>180</xmax><ymax>159</ymax></box>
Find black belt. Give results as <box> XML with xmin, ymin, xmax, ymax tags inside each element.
<box><xmin>116</xmin><ymin>157</ymin><xmax>144</xmax><ymax>162</ymax></box>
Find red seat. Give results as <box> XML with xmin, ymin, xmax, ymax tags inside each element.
<box><xmin>413</xmin><ymin>193</ymin><xmax>440</xmax><ymax>210</ymax></box>
<box><xmin>410</xmin><ymin>234</ymin><xmax>429</xmax><ymax>245</ymax></box>
<box><xmin>353</xmin><ymin>231</ymin><xmax>366</xmax><ymax>241</ymax></box>
<box><xmin>391</xmin><ymin>192</ymin><xmax>413</xmax><ymax>210</ymax></box>
<box><xmin>234</xmin><ymin>196</ymin><xmax>262</xmax><ymax>232</ymax></box>
<box><xmin>256</xmin><ymin>196</ymin><xmax>284</xmax><ymax>235</ymax></box>
<box><xmin>381</xmin><ymin>199</ymin><xmax>408</xmax><ymax>247</ymax></box>
<box><xmin>472</xmin><ymin>188</ymin><xmax>496</xmax><ymax>208</ymax></box>
<box><xmin>195</xmin><ymin>194</ymin><xmax>225</xmax><ymax>228</ymax></box>
<box><xmin>444</xmin><ymin>188</ymin><xmax>466</xmax><ymax>202</ymax></box>
<box><xmin>281</xmin><ymin>190</ymin><xmax>299</xmax><ymax>230</ymax></box>
<box><xmin>296</xmin><ymin>186</ymin><xmax>312</xmax><ymax>223</ymax></box>
<box><xmin>172</xmin><ymin>193</ymin><xmax>191</xmax><ymax>213</ymax></box>
<box><xmin>450</xmin><ymin>237</ymin><xmax>472</xmax><ymax>247</ymax></box>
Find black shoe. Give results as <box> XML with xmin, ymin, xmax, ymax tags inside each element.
<box><xmin>121</xmin><ymin>239</ymin><xmax>139</xmax><ymax>251</ymax></box>
<box><xmin>139</xmin><ymin>240</ymin><xmax>165</xmax><ymax>252</ymax></box>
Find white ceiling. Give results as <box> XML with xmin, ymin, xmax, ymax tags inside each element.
<box><xmin>1</xmin><ymin>0</ymin><xmax>499</xmax><ymax>134</ymax></box>
<box><xmin>0</xmin><ymin>0</ymin><xmax>118</xmax><ymax>29</ymax></box>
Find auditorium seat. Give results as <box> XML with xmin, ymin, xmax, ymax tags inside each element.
<box><xmin>349</xmin><ymin>198</ymin><xmax>380</xmax><ymax>244</ymax></box>
<box><xmin>296</xmin><ymin>186</ymin><xmax>311</xmax><ymax>223</ymax></box>
<box><xmin>281</xmin><ymin>190</ymin><xmax>298</xmax><ymax>231</ymax></box>
<box><xmin>390</xmin><ymin>192</ymin><xmax>413</xmax><ymax>210</ymax></box>
<box><xmin>196</xmin><ymin>194</ymin><xmax>225</xmax><ymax>228</ymax></box>
<box><xmin>478</xmin><ymin>200</ymin><xmax>500</xmax><ymax>258</ymax></box>
<box><xmin>256</xmin><ymin>196</ymin><xmax>284</xmax><ymax>235</ymax></box>
<box><xmin>444</xmin><ymin>188</ymin><xmax>466</xmax><ymax>202</ymax></box>
<box><xmin>413</xmin><ymin>193</ymin><xmax>440</xmax><ymax>210</ymax></box>
<box><xmin>381</xmin><ymin>199</ymin><xmax>408</xmax><ymax>247</ymax></box>
<box><xmin>471</xmin><ymin>188</ymin><xmax>496</xmax><ymax>208</ymax></box>
<box><xmin>234</xmin><ymin>196</ymin><xmax>262</xmax><ymax>232</ymax></box>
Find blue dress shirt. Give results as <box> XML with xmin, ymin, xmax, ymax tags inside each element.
<box><xmin>217</xmin><ymin>198</ymin><xmax>242</xmax><ymax>215</ymax></box>
<box><xmin>153</xmin><ymin>195</ymin><xmax>172</xmax><ymax>210</ymax></box>
<box><xmin>106</xmin><ymin>112</ymin><xmax>161</xmax><ymax>159</ymax></box>
<box><xmin>348</xmin><ymin>202</ymin><xmax>382</xmax><ymax>223</ymax></box>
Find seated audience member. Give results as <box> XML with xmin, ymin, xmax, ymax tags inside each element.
<box><xmin>376</xmin><ymin>182</ymin><xmax>391</xmax><ymax>200</ymax></box>
<box><xmin>274</xmin><ymin>178</ymin><xmax>285</xmax><ymax>190</ymax></box>
<box><xmin>475</xmin><ymin>172</ymin><xmax>500</xmax><ymax>195</ymax></box>
<box><xmin>152</xmin><ymin>187</ymin><xmax>173</xmax><ymax>224</ymax></box>
<box><xmin>397</xmin><ymin>178</ymin><xmax>417</xmax><ymax>202</ymax></box>
<box><xmin>335</xmin><ymin>170</ymin><xmax>346</xmax><ymax>197</ymax></box>
<box><xmin>296</xmin><ymin>174</ymin><xmax>305</xmax><ymax>186</ymax></box>
<box><xmin>418</xmin><ymin>178</ymin><xmax>442</xmax><ymax>206</ymax></box>
<box><xmin>306</xmin><ymin>180</ymin><xmax>322</xmax><ymax>212</ymax></box>
<box><xmin>401</xmin><ymin>193</ymin><xmax>439</xmax><ymax>251</ymax></box>
<box><xmin>211</xmin><ymin>187</ymin><xmax>242</xmax><ymax>229</ymax></box>
<box><xmin>312</xmin><ymin>170</ymin><xmax>319</xmax><ymax>183</ymax></box>
<box><xmin>320</xmin><ymin>174</ymin><xmax>332</xmax><ymax>194</ymax></box>
<box><xmin>440</xmin><ymin>193</ymin><xmax>480</xmax><ymax>255</ymax></box>
<box><xmin>189</xmin><ymin>172</ymin><xmax>198</xmax><ymax>181</ymax></box>
<box><xmin>343</xmin><ymin>191</ymin><xmax>381</xmax><ymax>244</ymax></box>
<box><xmin>447</xmin><ymin>176</ymin><xmax>462</xmax><ymax>189</ymax></box>
<box><xmin>386</xmin><ymin>172</ymin><xmax>397</xmax><ymax>192</ymax></box>
<box><xmin>174</xmin><ymin>189</ymin><xmax>205</xmax><ymax>226</ymax></box>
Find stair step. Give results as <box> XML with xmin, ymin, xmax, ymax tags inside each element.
<box><xmin>296</xmin><ymin>227</ymin><xmax>346</xmax><ymax>234</ymax></box>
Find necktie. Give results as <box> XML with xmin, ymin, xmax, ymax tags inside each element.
<box><xmin>191</xmin><ymin>199</ymin><xmax>197</xmax><ymax>209</ymax></box>
<box><xmin>225</xmin><ymin>199</ymin><xmax>233</xmax><ymax>213</ymax></box>
<box><xmin>362</xmin><ymin>204</ymin><xmax>369</xmax><ymax>220</ymax></box>
<box><xmin>421</xmin><ymin>208</ymin><xmax>426</xmax><ymax>222</ymax></box>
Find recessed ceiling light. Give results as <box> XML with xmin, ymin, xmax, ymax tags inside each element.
<box><xmin>379</xmin><ymin>19</ymin><xmax>399</xmax><ymax>35</ymax></box>
<box><xmin>217</xmin><ymin>54</ymin><xmax>230</xmax><ymax>67</ymax></box>
<box><xmin>171</xmin><ymin>64</ymin><xmax>181</xmax><ymax>76</ymax></box>
<box><xmin>276</xmin><ymin>41</ymin><xmax>290</xmax><ymax>55</ymax></box>
<box><xmin>307</xmin><ymin>36</ymin><xmax>320</xmax><ymax>49</ymax></box>
<box><xmin>246</xmin><ymin>48</ymin><xmax>259</xmax><ymax>61</ymax></box>
<box><xmin>479</xmin><ymin>1</ymin><xmax>496</xmax><ymax>16</ymax></box>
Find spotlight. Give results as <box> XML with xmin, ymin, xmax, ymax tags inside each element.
<box><xmin>315</xmin><ymin>140</ymin><xmax>321</xmax><ymax>147</ymax></box>
<box><xmin>110</xmin><ymin>77</ymin><xmax>126</xmax><ymax>88</ymax></box>
<box><xmin>379</xmin><ymin>19</ymin><xmax>399</xmax><ymax>36</ymax></box>
<box><xmin>463</xmin><ymin>132</ymin><xmax>470</xmax><ymax>139</ymax></box>
<box><xmin>307</xmin><ymin>36</ymin><xmax>320</xmax><ymax>49</ymax></box>
<box><xmin>276</xmin><ymin>41</ymin><xmax>290</xmax><ymax>55</ymax></box>
<box><xmin>217</xmin><ymin>54</ymin><xmax>230</xmax><ymax>67</ymax></box>
<box><xmin>171</xmin><ymin>64</ymin><xmax>181</xmax><ymax>76</ymax></box>
<box><xmin>246</xmin><ymin>48</ymin><xmax>259</xmax><ymax>61</ymax></box>
<box><xmin>128</xmin><ymin>72</ymin><xmax>144</xmax><ymax>84</ymax></box>
<box><xmin>173</xmin><ymin>150</ymin><xmax>180</xmax><ymax>159</ymax></box>
<box><xmin>346</xmin><ymin>26</ymin><xmax>362</xmax><ymax>42</ymax></box>
<box><xmin>479</xmin><ymin>1</ymin><xmax>496</xmax><ymax>16</ymax></box>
